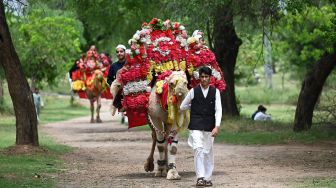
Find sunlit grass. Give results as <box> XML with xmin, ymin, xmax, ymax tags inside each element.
<box><xmin>39</xmin><ymin>95</ymin><xmax>88</xmax><ymax>124</ymax></box>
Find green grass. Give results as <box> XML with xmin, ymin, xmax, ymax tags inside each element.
<box><xmin>0</xmin><ymin>152</ymin><xmax>64</xmax><ymax>188</ymax></box>
<box><xmin>39</xmin><ymin>95</ymin><xmax>88</xmax><ymax>124</ymax></box>
<box><xmin>294</xmin><ymin>178</ymin><xmax>336</xmax><ymax>188</ymax></box>
<box><xmin>215</xmin><ymin>105</ymin><xmax>336</xmax><ymax>145</ymax></box>
<box><xmin>0</xmin><ymin>95</ymin><xmax>88</xmax><ymax>188</ymax></box>
<box><xmin>236</xmin><ymin>73</ymin><xmax>300</xmax><ymax>105</ymax></box>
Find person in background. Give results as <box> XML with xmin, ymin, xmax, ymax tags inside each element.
<box><xmin>180</xmin><ymin>66</ymin><xmax>222</xmax><ymax>187</ymax></box>
<box><xmin>32</xmin><ymin>87</ymin><xmax>42</xmax><ymax>122</ymax></box>
<box><xmin>252</xmin><ymin>105</ymin><xmax>272</xmax><ymax>121</ymax></box>
<box><xmin>192</xmin><ymin>30</ymin><xmax>206</xmax><ymax>47</ymax></box>
<box><xmin>107</xmin><ymin>44</ymin><xmax>127</xmax><ymax>123</ymax></box>
<box><xmin>107</xmin><ymin>44</ymin><xmax>127</xmax><ymax>86</ymax></box>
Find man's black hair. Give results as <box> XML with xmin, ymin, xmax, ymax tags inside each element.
<box><xmin>199</xmin><ymin>66</ymin><xmax>212</xmax><ymax>76</ymax></box>
<box><xmin>257</xmin><ymin>105</ymin><xmax>267</xmax><ymax>112</ymax></box>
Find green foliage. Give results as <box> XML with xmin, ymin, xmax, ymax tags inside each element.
<box><xmin>235</xmin><ymin>33</ymin><xmax>263</xmax><ymax>85</ymax></box>
<box><xmin>167</xmin><ymin>0</ymin><xmax>280</xmax><ymax>47</ymax></box>
<box><xmin>0</xmin><ymin>83</ymin><xmax>14</xmax><ymax>115</ymax></box>
<box><xmin>62</xmin><ymin>0</ymin><xmax>168</xmax><ymax>52</ymax></box>
<box><xmin>236</xmin><ymin>73</ymin><xmax>300</xmax><ymax>105</ymax></box>
<box><xmin>8</xmin><ymin>4</ymin><xmax>85</xmax><ymax>86</ymax></box>
<box><xmin>313</xmin><ymin>71</ymin><xmax>336</xmax><ymax>124</ymax></box>
<box><xmin>276</xmin><ymin>4</ymin><xmax>336</xmax><ymax>77</ymax></box>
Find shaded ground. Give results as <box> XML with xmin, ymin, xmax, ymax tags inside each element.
<box><xmin>42</xmin><ymin>99</ymin><xmax>336</xmax><ymax>188</ymax></box>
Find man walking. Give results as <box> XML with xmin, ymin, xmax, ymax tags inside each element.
<box><xmin>180</xmin><ymin>66</ymin><xmax>222</xmax><ymax>187</ymax></box>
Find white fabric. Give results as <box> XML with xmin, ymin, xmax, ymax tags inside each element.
<box><xmin>194</xmin><ymin>34</ymin><xmax>202</xmax><ymax>43</ymax></box>
<box><xmin>188</xmin><ymin>130</ymin><xmax>214</xmax><ymax>152</ymax></box>
<box><xmin>180</xmin><ymin>86</ymin><xmax>222</xmax><ymax>127</ymax></box>
<box><xmin>192</xmin><ymin>30</ymin><xmax>200</xmax><ymax>37</ymax></box>
<box><xmin>116</xmin><ymin>44</ymin><xmax>126</xmax><ymax>50</ymax></box>
<box><xmin>180</xmin><ymin>84</ymin><xmax>222</xmax><ymax>181</ymax></box>
<box><xmin>187</xmin><ymin>128</ymin><xmax>216</xmax><ymax>181</ymax></box>
<box><xmin>254</xmin><ymin>111</ymin><xmax>272</xmax><ymax>121</ymax></box>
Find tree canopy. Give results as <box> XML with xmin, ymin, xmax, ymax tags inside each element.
<box><xmin>8</xmin><ymin>4</ymin><xmax>85</xmax><ymax>86</ymax></box>
<box><xmin>276</xmin><ymin>4</ymin><xmax>336</xmax><ymax>78</ymax></box>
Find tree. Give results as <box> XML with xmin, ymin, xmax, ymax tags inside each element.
<box><xmin>9</xmin><ymin>4</ymin><xmax>85</xmax><ymax>86</ymax></box>
<box><xmin>0</xmin><ymin>0</ymin><xmax>38</xmax><ymax>146</ymax></box>
<box><xmin>212</xmin><ymin>3</ymin><xmax>242</xmax><ymax>116</ymax></box>
<box><xmin>276</xmin><ymin>4</ymin><xmax>336</xmax><ymax>131</ymax></box>
<box><xmin>167</xmin><ymin>0</ymin><xmax>280</xmax><ymax>116</ymax></box>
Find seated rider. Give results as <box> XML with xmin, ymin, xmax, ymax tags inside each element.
<box><xmin>107</xmin><ymin>44</ymin><xmax>127</xmax><ymax>111</ymax></box>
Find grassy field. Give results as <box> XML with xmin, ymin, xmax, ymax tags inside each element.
<box><xmin>0</xmin><ymin>95</ymin><xmax>88</xmax><ymax>188</ymax></box>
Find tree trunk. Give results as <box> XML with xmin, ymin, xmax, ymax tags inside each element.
<box><xmin>213</xmin><ymin>5</ymin><xmax>242</xmax><ymax>116</ymax></box>
<box><xmin>0</xmin><ymin>79</ymin><xmax>3</xmax><ymax>99</ymax></box>
<box><xmin>0</xmin><ymin>2</ymin><xmax>39</xmax><ymax>146</ymax></box>
<box><xmin>293</xmin><ymin>51</ymin><xmax>336</xmax><ymax>132</ymax></box>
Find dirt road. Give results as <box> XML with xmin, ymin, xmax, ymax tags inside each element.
<box><xmin>42</xmin><ymin>99</ymin><xmax>336</xmax><ymax>188</ymax></box>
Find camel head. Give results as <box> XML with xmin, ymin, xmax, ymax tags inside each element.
<box><xmin>110</xmin><ymin>79</ymin><xmax>122</xmax><ymax>100</ymax></box>
<box><xmin>166</xmin><ymin>71</ymin><xmax>189</xmax><ymax>102</ymax></box>
<box><xmin>94</xmin><ymin>70</ymin><xmax>104</xmax><ymax>81</ymax></box>
<box><xmin>91</xmin><ymin>70</ymin><xmax>107</xmax><ymax>92</ymax></box>
<box><xmin>109</xmin><ymin>78</ymin><xmax>123</xmax><ymax>116</ymax></box>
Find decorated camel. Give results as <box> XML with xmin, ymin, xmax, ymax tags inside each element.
<box><xmin>109</xmin><ymin>18</ymin><xmax>226</xmax><ymax>180</ymax></box>
<box><xmin>110</xmin><ymin>70</ymin><xmax>190</xmax><ymax>179</ymax></box>
<box><xmin>85</xmin><ymin>70</ymin><xmax>108</xmax><ymax>123</ymax></box>
<box><xmin>70</xmin><ymin>46</ymin><xmax>110</xmax><ymax>123</ymax></box>
<box><xmin>147</xmin><ymin>71</ymin><xmax>189</xmax><ymax>179</ymax></box>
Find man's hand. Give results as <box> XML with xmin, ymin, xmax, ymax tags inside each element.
<box><xmin>211</xmin><ymin>127</ymin><xmax>219</xmax><ymax>137</ymax></box>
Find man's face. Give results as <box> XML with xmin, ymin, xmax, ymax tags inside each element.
<box><xmin>200</xmin><ymin>38</ymin><xmax>206</xmax><ymax>46</ymax></box>
<box><xmin>90</xmin><ymin>45</ymin><xmax>96</xmax><ymax>51</ymax></box>
<box><xmin>116</xmin><ymin>48</ymin><xmax>125</xmax><ymax>61</ymax></box>
<box><xmin>200</xmin><ymin>73</ymin><xmax>210</xmax><ymax>88</ymax></box>
<box><xmin>181</xmin><ymin>30</ymin><xmax>188</xmax><ymax>39</ymax></box>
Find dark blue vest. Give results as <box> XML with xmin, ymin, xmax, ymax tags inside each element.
<box><xmin>188</xmin><ymin>85</ymin><xmax>216</xmax><ymax>132</ymax></box>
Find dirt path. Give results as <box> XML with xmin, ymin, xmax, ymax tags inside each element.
<box><xmin>42</xmin><ymin>99</ymin><xmax>336</xmax><ymax>188</ymax></box>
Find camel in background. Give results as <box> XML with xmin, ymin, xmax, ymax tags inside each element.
<box><xmin>85</xmin><ymin>70</ymin><xmax>108</xmax><ymax>123</ymax></box>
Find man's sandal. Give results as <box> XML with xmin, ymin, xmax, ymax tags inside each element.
<box><xmin>196</xmin><ymin>177</ymin><xmax>205</xmax><ymax>186</ymax></box>
<box><xmin>205</xmin><ymin>180</ymin><xmax>213</xmax><ymax>187</ymax></box>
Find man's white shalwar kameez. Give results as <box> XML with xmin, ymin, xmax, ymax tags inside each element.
<box><xmin>180</xmin><ymin>86</ymin><xmax>222</xmax><ymax>181</ymax></box>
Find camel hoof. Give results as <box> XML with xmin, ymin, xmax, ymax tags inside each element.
<box><xmin>144</xmin><ymin>159</ymin><xmax>154</xmax><ymax>172</ymax></box>
<box><xmin>96</xmin><ymin>119</ymin><xmax>102</xmax><ymax>123</ymax></box>
<box><xmin>155</xmin><ymin>168</ymin><xmax>167</xmax><ymax>177</ymax></box>
<box><xmin>90</xmin><ymin>119</ymin><xmax>95</xmax><ymax>123</ymax></box>
<box><xmin>166</xmin><ymin>169</ymin><xmax>181</xmax><ymax>180</ymax></box>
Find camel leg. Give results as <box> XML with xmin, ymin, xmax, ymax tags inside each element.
<box><xmin>166</xmin><ymin>134</ymin><xmax>181</xmax><ymax>180</ymax></box>
<box><xmin>110</xmin><ymin>93</ymin><xmax>117</xmax><ymax>116</ymax></box>
<box><xmin>96</xmin><ymin>96</ymin><xmax>102</xmax><ymax>123</ymax></box>
<box><xmin>111</xmin><ymin>106</ymin><xmax>117</xmax><ymax>116</ymax></box>
<box><xmin>154</xmin><ymin>121</ymin><xmax>167</xmax><ymax>177</ymax></box>
<box><xmin>144</xmin><ymin>124</ymin><xmax>156</xmax><ymax>172</ymax></box>
<box><xmin>90</xmin><ymin>99</ymin><xmax>95</xmax><ymax>123</ymax></box>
